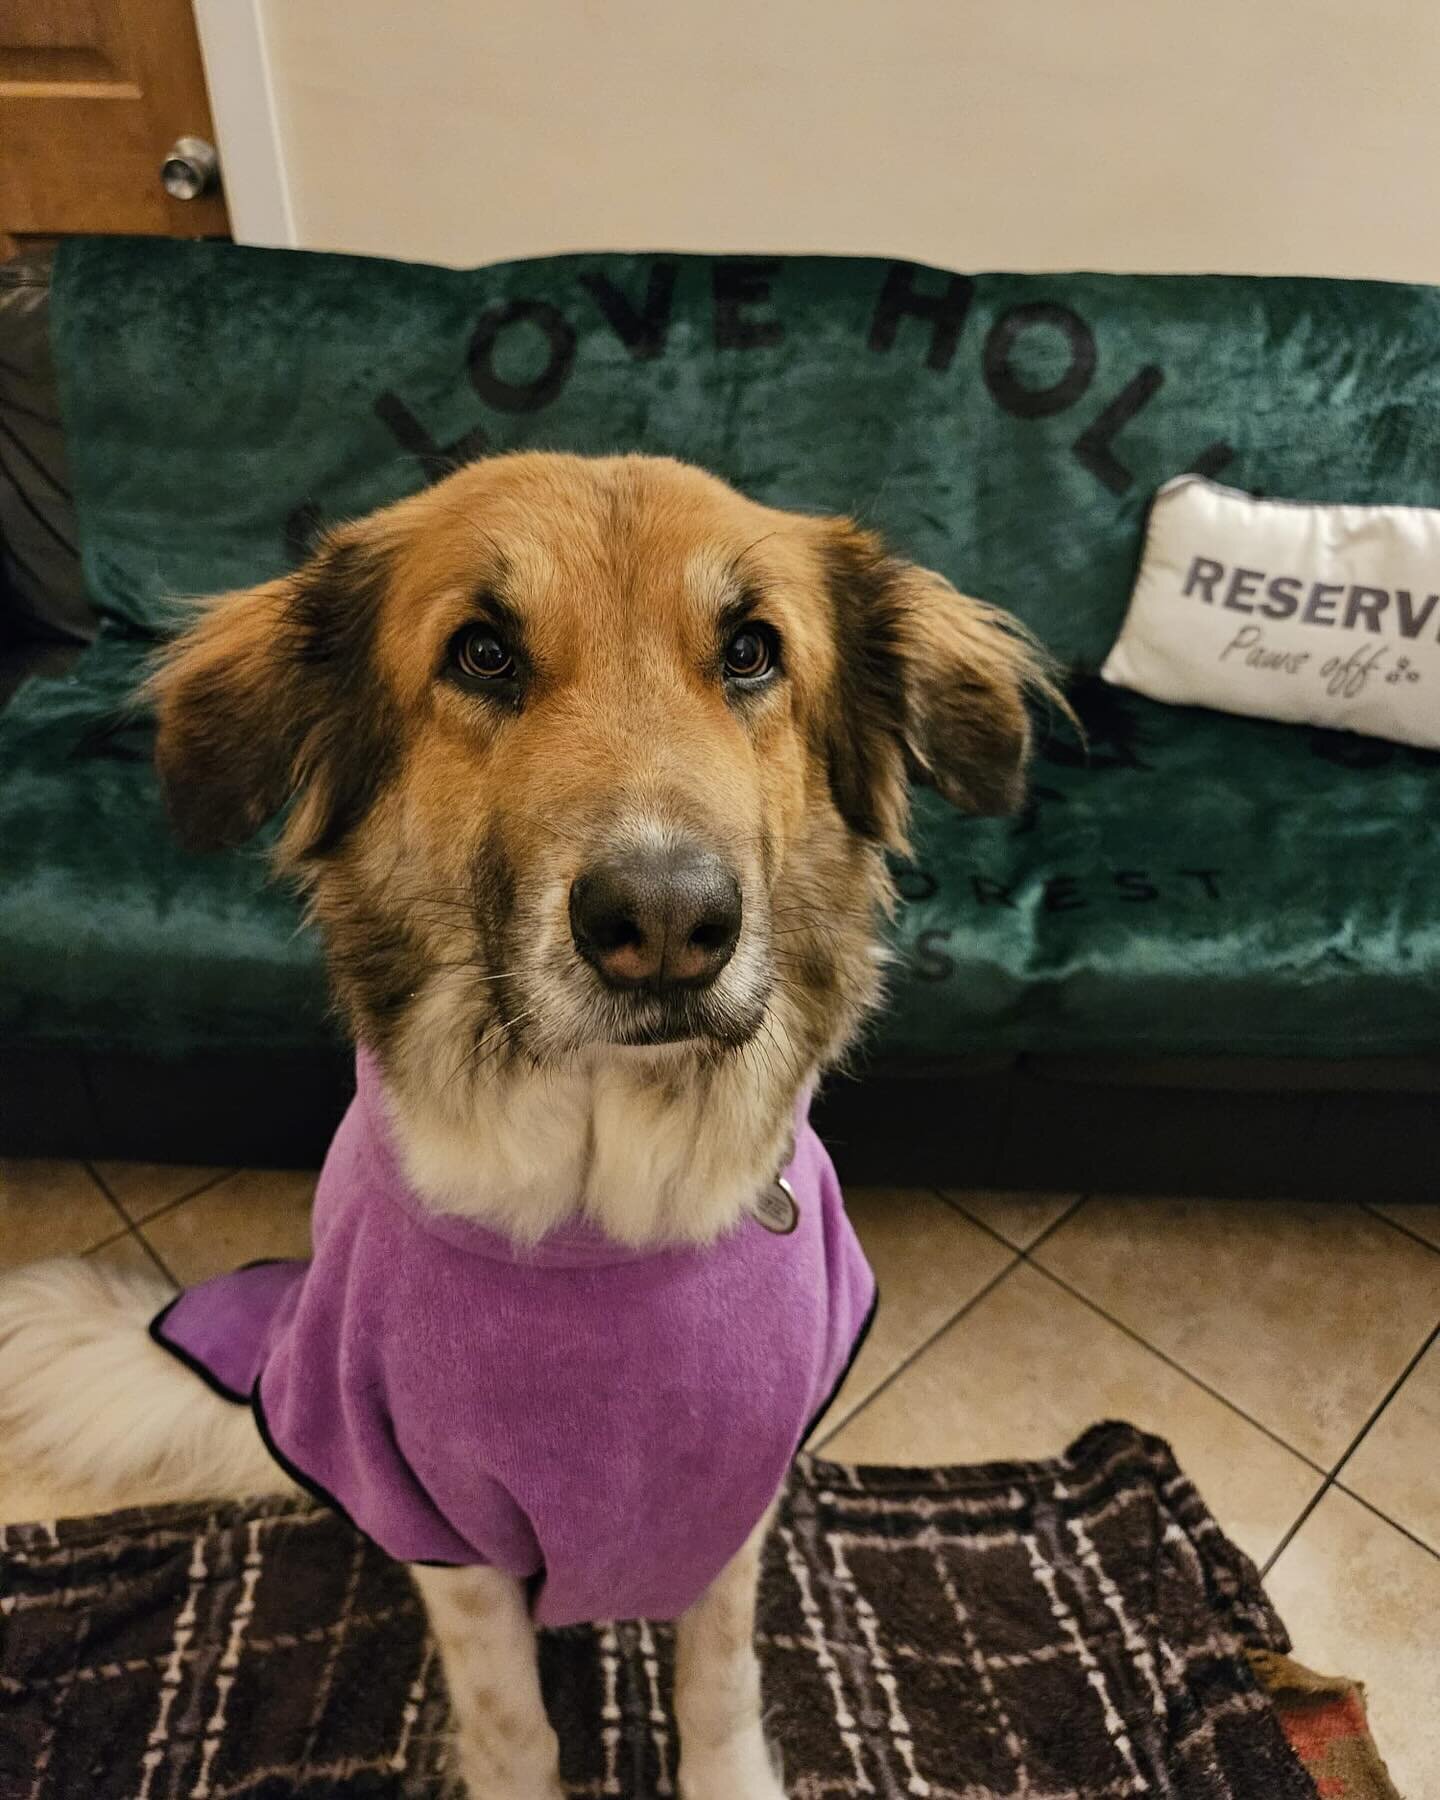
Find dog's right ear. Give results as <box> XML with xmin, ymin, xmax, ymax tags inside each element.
<box><xmin>148</xmin><ymin>531</ymin><xmax>396</xmax><ymax>857</ymax></box>
<box><xmin>149</xmin><ymin>574</ymin><xmax>301</xmax><ymax>852</ymax></box>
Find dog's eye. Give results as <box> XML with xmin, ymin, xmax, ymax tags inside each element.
<box><xmin>449</xmin><ymin>626</ymin><xmax>516</xmax><ymax>684</ymax></box>
<box><xmin>723</xmin><ymin>624</ymin><xmax>778</xmax><ymax>682</ymax></box>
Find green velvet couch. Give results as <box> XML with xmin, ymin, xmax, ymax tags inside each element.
<box><xmin>3</xmin><ymin>240</ymin><xmax>1438</xmax><ymax>1197</ymax></box>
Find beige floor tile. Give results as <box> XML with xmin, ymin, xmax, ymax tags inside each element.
<box><xmin>943</xmin><ymin>1188</ymin><xmax>1079</xmax><ymax>1249</ymax></box>
<box><xmin>142</xmin><ymin>1168</ymin><xmax>316</xmax><ymax>1286</ymax></box>
<box><xmin>820</xmin><ymin>1262</ymin><xmax>1320</xmax><ymax>1567</ymax></box>
<box><xmin>0</xmin><ymin>1160</ymin><xmax>125</xmax><ymax>1268</ymax></box>
<box><xmin>811</xmin><ymin>1189</ymin><xmax>1014</xmax><ymax>1438</ymax></box>
<box><xmin>1339</xmin><ymin>1334</ymin><xmax>1440</xmax><ymax>1554</ymax></box>
<box><xmin>1369</xmin><ymin>1200</ymin><xmax>1440</xmax><ymax>1253</ymax></box>
<box><xmin>1035</xmin><ymin>1198</ymin><xmax>1440</xmax><ymax>1467</ymax></box>
<box><xmin>91</xmin><ymin>1161</ymin><xmax>233</xmax><ymax>1224</ymax></box>
<box><xmin>1265</xmin><ymin>1487</ymin><xmax>1437</xmax><ymax>1800</ymax></box>
<box><xmin>86</xmin><ymin>1229</ymin><xmax>178</xmax><ymax>1294</ymax></box>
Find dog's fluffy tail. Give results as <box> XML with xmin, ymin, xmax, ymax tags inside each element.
<box><xmin>0</xmin><ymin>1257</ymin><xmax>294</xmax><ymax>1512</ymax></box>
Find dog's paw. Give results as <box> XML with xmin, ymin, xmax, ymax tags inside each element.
<box><xmin>679</xmin><ymin>1731</ymin><xmax>786</xmax><ymax>1800</ymax></box>
<box><xmin>449</xmin><ymin>1761</ymin><xmax>562</xmax><ymax>1800</ymax></box>
<box><xmin>448</xmin><ymin>1731</ymin><xmax>563</xmax><ymax>1800</ymax></box>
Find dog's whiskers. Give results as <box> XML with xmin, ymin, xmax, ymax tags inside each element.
<box><xmin>443</xmin><ymin>1006</ymin><xmax>539</xmax><ymax>1092</ymax></box>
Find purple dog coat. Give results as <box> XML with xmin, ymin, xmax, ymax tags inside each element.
<box><xmin>151</xmin><ymin>1053</ymin><xmax>875</xmax><ymax>1626</ymax></box>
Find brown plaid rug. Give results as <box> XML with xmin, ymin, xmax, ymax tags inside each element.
<box><xmin>0</xmin><ymin>1422</ymin><xmax>1319</xmax><ymax>1799</ymax></box>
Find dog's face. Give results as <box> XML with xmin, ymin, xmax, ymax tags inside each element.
<box><xmin>152</xmin><ymin>453</ymin><xmax>1041</xmax><ymax>1090</ymax></box>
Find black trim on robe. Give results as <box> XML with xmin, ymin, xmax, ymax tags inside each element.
<box><xmin>803</xmin><ymin>1285</ymin><xmax>880</xmax><ymax>1443</ymax></box>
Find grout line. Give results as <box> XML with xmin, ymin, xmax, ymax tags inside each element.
<box><xmin>82</xmin><ymin>1223</ymin><xmax>181</xmax><ymax>1292</ymax></box>
<box><xmin>1022</xmin><ymin>1193</ymin><xmax>1090</xmax><ymax>1256</ymax></box>
<box><xmin>808</xmin><ymin>1250</ymin><xmax>1024</xmax><ymax>1451</ymax></box>
<box><xmin>1261</xmin><ymin>1481</ymin><xmax>1348</xmax><ymax>1581</ymax></box>
<box><xmin>81</xmin><ymin>1159</ymin><xmax>127</xmax><ymax>1215</ymax></box>
<box><xmin>91</xmin><ymin>1166</ymin><xmax>239</xmax><ymax>1232</ymax></box>
<box><xmin>1330</xmin><ymin>1477</ymin><xmax>1440</xmax><ymax>1565</ymax></box>
<box><xmin>80</xmin><ymin>1217</ymin><xmax>140</xmax><ymax>1258</ymax></box>
<box><xmin>1022</xmin><ymin>1258</ymin><xmax>1329</xmax><ymax>1478</ymax></box>
<box><xmin>78</xmin><ymin>1162</ymin><xmax>132</xmax><ymax>1240</ymax></box>
<box><xmin>130</xmin><ymin>1228</ymin><xmax>180</xmax><ymax>1292</ymax></box>
<box><xmin>86</xmin><ymin>1160</ymin><xmax>238</xmax><ymax>1228</ymax></box>
<box><xmin>935</xmin><ymin>1189</ymin><xmax>1089</xmax><ymax>1256</ymax></box>
<box><xmin>1262</xmin><ymin>1316</ymin><xmax>1440</xmax><ymax>1577</ymax></box>
<box><xmin>1358</xmin><ymin>1199</ymin><xmax>1440</xmax><ymax>1259</ymax></box>
<box><xmin>1325</xmin><ymin>1314</ymin><xmax>1440</xmax><ymax>1492</ymax></box>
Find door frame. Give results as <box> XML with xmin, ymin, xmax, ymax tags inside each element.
<box><xmin>192</xmin><ymin>0</ymin><xmax>296</xmax><ymax>247</ymax></box>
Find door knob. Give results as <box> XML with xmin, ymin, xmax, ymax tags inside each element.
<box><xmin>161</xmin><ymin>137</ymin><xmax>220</xmax><ymax>201</ymax></box>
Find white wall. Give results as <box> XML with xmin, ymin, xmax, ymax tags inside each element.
<box><xmin>241</xmin><ymin>0</ymin><xmax>1440</xmax><ymax>281</ymax></box>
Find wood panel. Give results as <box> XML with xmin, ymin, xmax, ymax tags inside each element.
<box><xmin>0</xmin><ymin>0</ymin><xmax>230</xmax><ymax>235</ymax></box>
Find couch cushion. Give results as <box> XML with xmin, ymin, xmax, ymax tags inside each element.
<box><xmin>884</xmin><ymin>678</ymin><xmax>1440</xmax><ymax>1057</ymax></box>
<box><xmin>0</xmin><ymin>636</ymin><xmax>332</xmax><ymax>1057</ymax></box>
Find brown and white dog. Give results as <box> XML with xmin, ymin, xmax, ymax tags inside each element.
<box><xmin>0</xmin><ymin>452</ymin><xmax>1045</xmax><ymax>1799</ymax></box>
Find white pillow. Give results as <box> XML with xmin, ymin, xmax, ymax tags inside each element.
<box><xmin>1101</xmin><ymin>475</ymin><xmax>1440</xmax><ymax>749</ymax></box>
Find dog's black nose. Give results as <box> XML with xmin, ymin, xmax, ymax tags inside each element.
<box><xmin>570</xmin><ymin>844</ymin><xmax>742</xmax><ymax>992</ymax></box>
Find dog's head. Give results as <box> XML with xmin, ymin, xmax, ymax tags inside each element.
<box><xmin>151</xmin><ymin>453</ymin><xmax>1045</xmax><ymax>1092</ymax></box>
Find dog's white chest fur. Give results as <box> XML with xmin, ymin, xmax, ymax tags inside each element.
<box><xmin>386</xmin><ymin>1047</ymin><xmax>802</xmax><ymax>1249</ymax></box>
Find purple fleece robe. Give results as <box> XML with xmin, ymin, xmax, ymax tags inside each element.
<box><xmin>152</xmin><ymin>1053</ymin><xmax>875</xmax><ymax>1626</ymax></box>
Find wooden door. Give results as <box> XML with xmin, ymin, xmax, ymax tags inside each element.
<box><xmin>0</xmin><ymin>0</ymin><xmax>230</xmax><ymax>237</ymax></box>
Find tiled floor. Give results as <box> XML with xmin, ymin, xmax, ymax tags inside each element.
<box><xmin>1</xmin><ymin>1161</ymin><xmax>1436</xmax><ymax>1795</ymax></box>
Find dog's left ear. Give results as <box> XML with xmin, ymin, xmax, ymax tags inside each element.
<box><xmin>820</xmin><ymin>521</ymin><xmax>1052</xmax><ymax>851</ymax></box>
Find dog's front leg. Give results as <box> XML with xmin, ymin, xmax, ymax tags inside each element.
<box><xmin>411</xmin><ymin>1564</ymin><xmax>562</xmax><ymax>1799</ymax></box>
<box><xmin>675</xmin><ymin>1507</ymin><xmax>786</xmax><ymax>1800</ymax></box>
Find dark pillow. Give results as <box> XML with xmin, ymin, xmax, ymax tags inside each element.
<box><xmin>0</xmin><ymin>251</ymin><xmax>94</xmax><ymax>646</ymax></box>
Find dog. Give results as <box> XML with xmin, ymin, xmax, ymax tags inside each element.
<box><xmin>0</xmin><ymin>452</ymin><xmax>1045</xmax><ymax>1799</ymax></box>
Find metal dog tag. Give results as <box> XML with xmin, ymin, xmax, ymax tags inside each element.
<box><xmin>753</xmin><ymin>1175</ymin><xmax>798</xmax><ymax>1234</ymax></box>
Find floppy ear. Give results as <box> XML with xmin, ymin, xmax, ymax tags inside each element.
<box><xmin>148</xmin><ymin>531</ymin><xmax>398</xmax><ymax>858</ymax></box>
<box><xmin>821</xmin><ymin>522</ymin><xmax>1052</xmax><ymax>851</ymax></box>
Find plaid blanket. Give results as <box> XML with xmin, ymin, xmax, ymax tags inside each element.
<box><xmin>0</xmin><ymin>1422</ymin><xmax>1317</xmax><ymax>1798</ymax></box>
